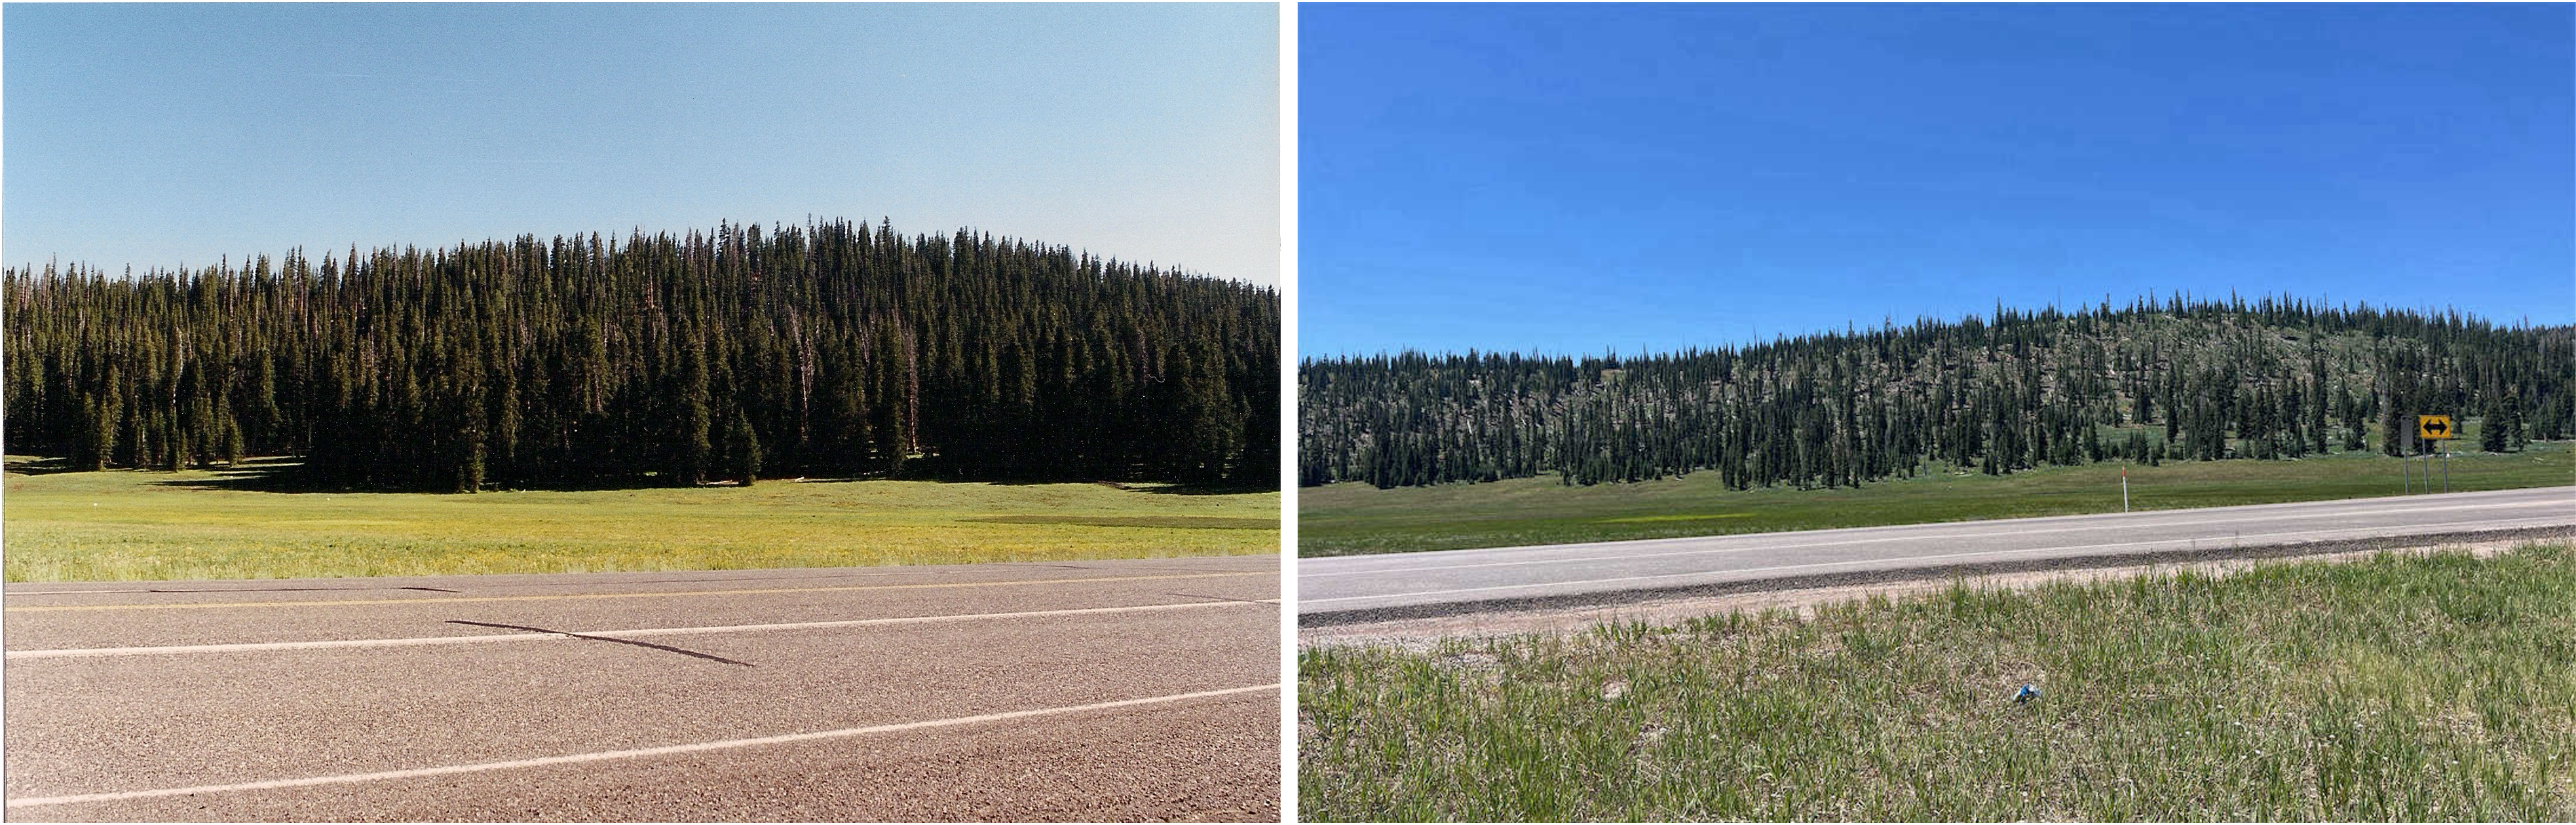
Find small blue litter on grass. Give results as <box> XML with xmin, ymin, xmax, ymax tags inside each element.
<box><xmin>2013</xmin><ymin>684</ymin><xmax>2040</xmax><ymax>703</ymax></box>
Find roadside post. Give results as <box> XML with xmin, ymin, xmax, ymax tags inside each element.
<box><xmin>2121</xmin><ymin>466</ymin><xmax>2130</xmax><ymax>512</ymax></box>
<box><xmin>2402</xmin><ymin>426</ymin><xmax>2415</xmax><ymax>493</ymax></box>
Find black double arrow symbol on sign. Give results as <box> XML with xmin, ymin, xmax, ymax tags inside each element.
<box><xmin>2424</xmin><ymin>419</ymin><xmax>2450</xmax><ymax>436</ymax></box>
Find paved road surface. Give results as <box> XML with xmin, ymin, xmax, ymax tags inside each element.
<box><xmin>1300</xmin><ymin>486</ymin><xmax>2576</xmax><ymax>623</ymax></box>
<box><xmin>5</xmin><ymin>555</ymin><xmax>1280</xmax><ymax>821</ymax></box>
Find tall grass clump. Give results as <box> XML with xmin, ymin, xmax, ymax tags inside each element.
<box><xmin>1300</xmin><ymin>544</ymin><xmax>2576</xmax><ymax>821</ymax></box>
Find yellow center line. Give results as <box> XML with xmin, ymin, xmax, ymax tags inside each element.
<box><xmin>3</xmin><ymin>571</ymin><xmax>1275</xmax><ymax>612</ymax></box>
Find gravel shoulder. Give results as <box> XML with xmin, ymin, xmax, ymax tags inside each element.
<box><xmin>1300</xmin><ymin>532</ymin><xmax>2562</xmax><ymax>648</ymax></box>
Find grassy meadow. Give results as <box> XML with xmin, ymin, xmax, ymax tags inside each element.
<box><xmin>1301</xmin><ymin>437</ymin><xmax>2574</xmax><ymax>557</ymax></box>
<box><xmin>1</xmin><ymin>458</ymin><xmax>1279</xmax><ymax>581</ymax></box>
<box><xmin>1300</xmin><ymin>543</ymin><xmax>2576</xmax><ymax>821</ymax></box>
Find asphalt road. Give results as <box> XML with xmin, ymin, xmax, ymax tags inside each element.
<box><xmin>1300</xmin><ymin>486</ymin><xmax>2576</xmax><ymax>623</ymax></box>
<box><xmin>3</xmin><ymin>555</ymin><xmax>1281</xmax><ymax>821</ymax></box>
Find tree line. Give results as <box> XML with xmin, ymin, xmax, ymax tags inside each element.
<box><xmin>7</xmin><ymin>218</ymin><xmax>1279</xmax><ymax>491</ymax></box>
<box><xmin>1301</xmin><ymin>295</ymin><xmax>2571</xmax><ymax>488</ymax></box>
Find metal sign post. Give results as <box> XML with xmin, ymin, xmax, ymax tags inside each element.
<box><xmin>2416</xmin><ymin>414</ymin><xmax>2455</xmax><ymax>494</ymax></box>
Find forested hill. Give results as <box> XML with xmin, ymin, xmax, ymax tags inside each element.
<box><xmin>1300</xmin><ymin>297</ymin><xmax>2572</xmax><ymax>489</ymax></box>
<box><xmin>6</xmin><ymin>219</ymin><xmax>1279</xmax><ymax>491</ymax></box>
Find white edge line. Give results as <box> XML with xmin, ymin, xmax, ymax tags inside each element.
<box><xmin>7</xmin><ymin>599</ymin><xmax>1279</xmax><ymax>661</ymax></box>
<box><xmin>0</xmin><ymin>564</ymin><xmax>1288</xmax><ymax>595</ymax></box>
<box><xmin>1302</xmin><ymin>516</ymin><xmax>2572</xmax><ymax>606</ymax></box>
<box><xmin>1305</xmin><ymin>485</ymin><xmax>2576</xmax><ymax>568</ymax></box>
<box><xmin>5</xmin><ymin>684</ymin><xmax>1282</xmax><ymax>809</ymax></box>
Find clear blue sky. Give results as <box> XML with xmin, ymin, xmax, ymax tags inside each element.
<box><xmin>1301</xmin><ymin>3</ymin><xmax>2575</xmax><ymax>357</ymax></box>
<box><xmin>5</xmin><ymin>3</ymin><xmax>1279</xmax><ymax>284</ymax></box>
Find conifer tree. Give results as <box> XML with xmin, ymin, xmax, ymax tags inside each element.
<box><xmin>729</xmin><ymin>414</ymin><xmax>763</xmax><ymax>486</ymax></box>
<box><xmin>1300</xmin><ymin>296</ymin><xmax>2567</xmax><ymax>490</ymax></box>
<box><xmin>5</xmin><ymin>217</ymin><xmax>1279</xmax><ymax>491</ymax></box>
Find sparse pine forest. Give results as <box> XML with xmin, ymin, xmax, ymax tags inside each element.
<box><xmin>1300</xmin><ymin>296</ymin><xmax>2572</xmax><ymax>489</ymax></box>
<box><xmin>6</xmin><ymin>218</ymin><xmax>1279</xmax><ymax>491</ymax></box>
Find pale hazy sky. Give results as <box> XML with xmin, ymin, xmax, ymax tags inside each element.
<box><xmin>6</xmin><ymin>3</ymin><xmax>1281</xmax><ymax>284</ymax></box>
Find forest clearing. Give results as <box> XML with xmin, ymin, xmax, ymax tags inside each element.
<box><xmin>1300</xmin><ymin>435</ymin><xmax>2571</xmax><ymax>557</ymax></box>
<box><xmin>2</xmin><ymin>218</ymin><xmax>1285</xmax><ymax>582</ymax></box>
<box><xmin>3</xmin><ymin>458</ymin><xmax>1279</xmax><ymax>581</ymax></box>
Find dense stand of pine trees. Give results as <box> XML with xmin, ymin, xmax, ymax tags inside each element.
<box><xmin>7</xmin><ymin>219</ymin><xmax>1279</xmax><ymax>491</ymax></box>
<box><xmin>1302</xmin><ymin>296</ymin><xmax>2571</xmax><ymax>489</ymax></box>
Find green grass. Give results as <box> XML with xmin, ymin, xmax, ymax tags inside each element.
<box><xmin>1300</xmin><ymin>440</ymin><xmax>2575</xmax><ymax>557</ymax></box>
<box><xmin>1300</xmin><ymin>544</ymin><xmax>2576</xmax><ymax>821</ymax></box>
<box><xmin>1</xmin><ymin>459</ymin><xmax>1280</xmax><ymax>581</ymax></box>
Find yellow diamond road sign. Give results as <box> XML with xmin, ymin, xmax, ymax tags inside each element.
<box><xmin>2418</xmin><ymin>414</ymin><xmax>2455</xmax><ymax>441</ymax></box>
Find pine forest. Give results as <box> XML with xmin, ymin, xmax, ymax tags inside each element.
<box><xmin>6</xmin><ymin>218</ymin><xmax>1279</xmax><ymax>491</ymax></box>
<box><xmin>1301</xmin><ymin>296</ymin><xmax>2571</xmax><ymax>489</ymax></box>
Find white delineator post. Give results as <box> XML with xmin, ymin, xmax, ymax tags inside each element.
<box><xmin>2121</xmin><ymin>466</ymin><xmax>2130</xmax><ymax>513</ymax></box>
